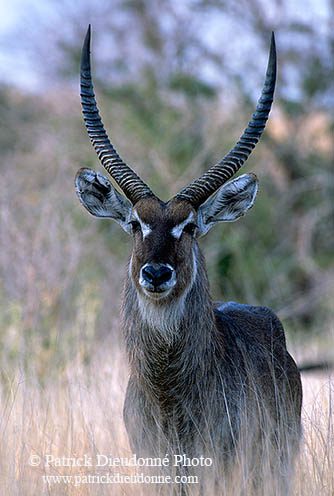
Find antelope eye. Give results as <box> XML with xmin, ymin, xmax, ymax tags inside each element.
<box><xmin>183</xmin><ymin>223</ymin><xmax>197</xmax><ymax>236</ymax></box>
<box><xmin>129</xmin><ymin>221</ymin><xmax>141</xmax><ymax>234</ymax></box>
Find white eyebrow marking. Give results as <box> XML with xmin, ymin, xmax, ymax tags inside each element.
<box><xmin>171</xmin><ymin>212</ymin><xmax>195</xmax><ymax>239</ymax></box>
<box><xmin>133</xmin><ymin>210</ymin><xmax>152</xmax><ymax>239</ymax></box>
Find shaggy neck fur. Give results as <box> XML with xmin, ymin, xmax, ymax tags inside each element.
<box><xmin>122</xmin><ymin>243</ymin><xmax>222</xmax><ymax>416</ymax></box>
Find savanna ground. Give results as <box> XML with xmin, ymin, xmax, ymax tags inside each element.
<box><xmin>0</xmin><ymin>345</ymin><xmax>333</xmax><ymax>495</ymax></box>
<box><xmin>0</xmin><ymin>0</ymin><xmax>333</xmax><ymax>494</ymax></box>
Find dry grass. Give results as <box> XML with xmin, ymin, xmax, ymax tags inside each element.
<box><xmin>0</xmin><ymin>344</ymin><xmax>332</xmax><ymax>496</ymax></box>
<box><xmin>294</xmin><ymin>375</ymin><xmax>334</xmax><ymax>496</ymax></box>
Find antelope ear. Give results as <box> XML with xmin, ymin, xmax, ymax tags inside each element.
<box><xmin>75</xmin><ymin>168</ymin><xmax>132</xmax><ymax>233</ymax></box>
<box><xmin>196</xmin><ymin>173</ymin><xmax>258</xmax><ymax>237</ymax></box>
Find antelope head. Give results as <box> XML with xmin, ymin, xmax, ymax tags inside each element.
<box><xmin>75</xmin><ymin>26</ymin><xmax>276</xmax><ymax>303</ymax></box>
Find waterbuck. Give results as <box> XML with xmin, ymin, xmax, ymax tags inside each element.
<box><xmin>75</xmin><ymin>26</ymin><xmax>302</xmax><ymax>493</ymax></box>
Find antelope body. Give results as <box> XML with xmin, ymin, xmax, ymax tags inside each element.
<box><xmin>75</xmin><ymin>26</ymin><xmax>302</xmax><ymax>492</ymax></box>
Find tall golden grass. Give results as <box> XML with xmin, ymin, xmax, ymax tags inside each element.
<box><xmin>0</xmin><ymin>342</ymin><xmax>332</xmax><ymax>495</ymax></box>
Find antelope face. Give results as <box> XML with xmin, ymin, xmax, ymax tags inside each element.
<box><xmin>75</xmin><ymin>169</ymin><xmax>258</xmax><ymax>303</ymax></box>
<box><xmin>129</xmin><ymin>197</ymin><xmax>198</xmax><ymax>300</ymax></box>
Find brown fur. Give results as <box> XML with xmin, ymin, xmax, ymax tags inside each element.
<box><xmin>121</xmin><ymin>197</ymin><xmax>302</xmax><ymax>494</ymax></box>
<box><xmin>75</xmin><ymin>170</ymin><xmax>302</xmax><ymax>493</ymax></box>
<box><xmin>130</xmin><ymin>198</ymin><xmax>197</xmax><ymax>303</ymax></box>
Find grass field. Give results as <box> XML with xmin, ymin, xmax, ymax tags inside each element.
<box><xmin>0</xmin><ymin>343</ymin><xmax>332</xmax><ymax>496</ymax></box>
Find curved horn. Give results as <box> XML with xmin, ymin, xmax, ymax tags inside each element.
<box><xmin>176</xmin><ymin>33</ymin><xmax>277</xmax><ymax>208</ymax></box>
<box><xmin>80</xmin><ymin>25</ymin><xmax>155</xmax><ymax>205</ymax></box>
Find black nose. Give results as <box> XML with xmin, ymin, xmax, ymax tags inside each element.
<box><xmin>141</xmin><ymin>265</ymin><xmax>173</xmax><ymax>287</ymax></box>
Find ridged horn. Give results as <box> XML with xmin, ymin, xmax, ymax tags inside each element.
<box><xmin>176</xmin><ymin>32</ymin><xmax>277</xmax><ymax>208</ymax></box>
<box><xmin>80</xmin><ymin>25</ymin><xmax>155</xmax><ymax>205</ymax></box>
